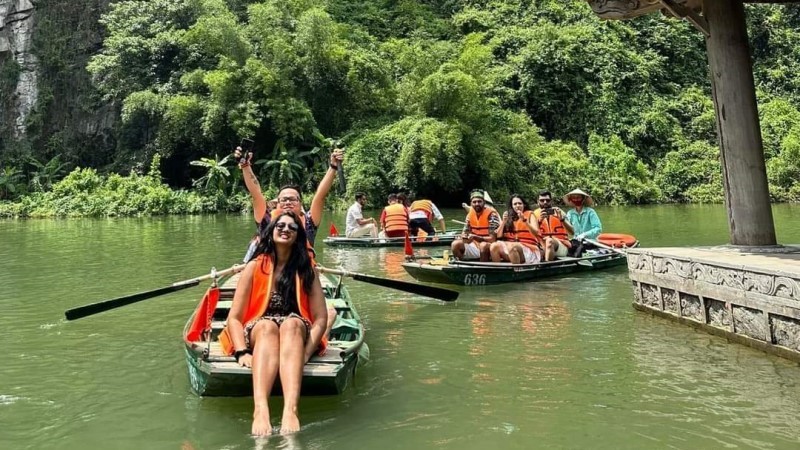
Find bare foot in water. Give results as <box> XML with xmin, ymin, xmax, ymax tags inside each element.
<box><xmin>280</xmin><ymin>409</ymin><xmax>300</xmax><ymax>434</ymax></box>
<box><xmin>252</xmin><ymin>407</ymin><xmax>272</xmax><ymax>436</ymax></box>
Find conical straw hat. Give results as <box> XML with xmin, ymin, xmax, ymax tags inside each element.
<box><xmin>563</xmin><ymin>188</ymin><xmax>594</xmax><ymax>207</ymax></box>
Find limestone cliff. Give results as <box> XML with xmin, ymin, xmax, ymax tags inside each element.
<box><xmin>0</xmin><ymin>0</ymin><xmax>37</xmax><ymax>138</ymax></box>
<box><xmin>0</xmin><ymin>0</ymin><xmax>114</xmax><ymax>161</ymax></box>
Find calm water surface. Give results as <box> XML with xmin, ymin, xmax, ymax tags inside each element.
<box><xmin>3</xmin><ymin>205</ymin><xmax>800</xmax><ymax>449</ymax></box>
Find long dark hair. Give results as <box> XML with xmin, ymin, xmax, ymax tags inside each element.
<box><xmin>251</xmin><ymin>211</ymin><xmax>315</xmax><ymax>299</ymax></box>
<box><xmin>505</xmin><ymin>194</ymin><xmax>530</xmax><ymax>228</ymax></box>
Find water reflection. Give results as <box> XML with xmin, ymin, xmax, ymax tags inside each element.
<box><xmin>631</xmin><ymin>314</ymin><xmax>800</xmax><ymax>448</ymax></box>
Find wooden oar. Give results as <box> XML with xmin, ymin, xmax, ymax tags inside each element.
<box><xmin>64</xmin><ymin>264</ymin><xmax>245</xmax><ymax>321</ymax></box>
<box><xmin>451</xmin><ymin>219</ymin><xmax>467</xmax><ymax>226</ymax></box>
<box><xmin>317</xmin><ymin>266</ymin><xmax>459</xmax><ymax>302</ymax></box>
<box><xmin>583</xmin><ymin>238</ymin><xmax>626</xmax><ymax>255</ymax></box>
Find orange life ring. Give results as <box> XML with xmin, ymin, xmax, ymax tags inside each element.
<box><xmin>597</xmin><ymin>233</ymin><xmax>637</xmax><ymax>248</ymax></box>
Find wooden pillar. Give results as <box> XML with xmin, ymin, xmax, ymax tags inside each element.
<box><xmin>704</xmin><ymin>0</ymin><xmax>776</xmax><ymax>246</ymax></box>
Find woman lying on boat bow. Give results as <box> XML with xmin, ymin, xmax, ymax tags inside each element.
<box><xmin>219</xmin><ymin>211</ymin><xmax>328</xmax><ymax>436</ymax></box>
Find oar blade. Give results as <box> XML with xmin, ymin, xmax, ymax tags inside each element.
<box><xmin>351</xmin><ymin>273</ymin><xmax>458</xmax><ymax>302</ymax></box>
<box><xmin>64</xmin><ymin>281</ymin><xmax>200</xmax><ymax>321</ymax></box>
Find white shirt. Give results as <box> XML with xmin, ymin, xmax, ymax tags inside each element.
<box><xmin>409</xmin><ymin>201</ymin><xmax>444</xmax><ymax>221</ymax></box>
<box><xmin>345</xmin><ymin>202</ymin><xmax>363</xmax><ymax>236</ymax></box>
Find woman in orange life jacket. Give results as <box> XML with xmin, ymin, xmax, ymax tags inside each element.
<box><xmin>223</xmin><ymin>211</ymin><xmax>328</xmax><ymax>436</ymax></box>
<box><xmin>533</xmin><ymin>190</ymin><xmax>574</xmax><ymax>261</ymax></box>
<box><xmin>490</xmin><ymin>194</ymin><xmax>543</xmax><ymax>264</ymax></box>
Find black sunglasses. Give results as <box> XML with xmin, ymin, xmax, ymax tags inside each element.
<box><xmin>275</xmin><ymin>222</ymin><xmax>299</xmax><ymax>232</ymax></box>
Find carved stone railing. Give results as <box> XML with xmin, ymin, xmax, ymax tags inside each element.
<box><xmin>627</xmin><ymin>248</ymin><xmax>800</xmax><ymax>361</ymax></box>
<box><xmin>585</xmin><ymin>0</ymin><xmax>702</xmax><ymax>20</ymax></box>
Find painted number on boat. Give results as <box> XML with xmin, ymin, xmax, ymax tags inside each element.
<box><xmin>463</xmin><ymin>274</ymin><xmax>486</xmax><ymax>285</ymax></box>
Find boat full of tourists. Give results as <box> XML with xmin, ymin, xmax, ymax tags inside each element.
<box><xmin>402</xmin><ymin>234</ymin><xmax>637</xmax><ymax>286</ymax></box>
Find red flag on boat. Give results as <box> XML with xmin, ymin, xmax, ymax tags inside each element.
<box><xmin>404</xmin><ymin>231</ymin><xmax>414</xmax><ymax>257</ymax></box>
<box><xmin>185</xmin><ymin>286</ymin><xmax>220</xmax><ymax>341</ymax></box>
<box><xmin>329</xmin><ymin>223</ymin><xmax>339</xmax><ymax>237</ymax></box>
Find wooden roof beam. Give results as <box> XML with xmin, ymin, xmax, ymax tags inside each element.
<box><xmin>659</xmin><ymin>0</ymin><xmax>709</xmax><ymax>36</ymax></box>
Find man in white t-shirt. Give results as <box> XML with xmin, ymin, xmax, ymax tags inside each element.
<box><xmin>345</xmin><ymin>192</ymin><xmax>378</xmax><ymax>238</ymax></box>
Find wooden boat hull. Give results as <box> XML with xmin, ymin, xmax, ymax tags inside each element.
<box><xmin>183</xmin><ymin>273</ymin><xmax>367</xmax><ymax>396</ymax></box>
<box><xmin>323</xmin><ymin>231</ymin><xmax>459</xmax><ymax>248</ymax></box>
<box><xmin>402</xmin><ymin>250</ymin><xmax>629</xmax><ymax>286</ymax></box>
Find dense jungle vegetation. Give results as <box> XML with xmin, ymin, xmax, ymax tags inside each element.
<box><xmin>1</xmin><ymin>0</ymin><xmax>800</xmax><ymax>217</ymax></box>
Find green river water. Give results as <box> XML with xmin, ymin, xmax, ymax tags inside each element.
<box><xmin>3</xmin><ymin>205</ymin><xmax>800</xmax><ymax>450</ymax></box>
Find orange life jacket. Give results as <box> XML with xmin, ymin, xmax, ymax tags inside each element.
<box><xmin>503</xmin><ymin>210</ymin><xmax>539</xmax><ymax>248</ymax></box>
<box><xmin>537</xmin><ymin>211</ymin><xmax>569</xmax><ymax>241</ymax></box>
<box><xmin>383</xmin><ymin>203</ymin><xmax>409</xmax><ymax>232</ymax></box>
<box><xmin>409</xmin><ymin>200</ymin><xmax>433</xmax><ymax>221</ymax></box>
<box><xmin>219</xmin><ymin>254</ymin><xmax>327</xmax><ymax>355</ymax></box>
<box><xmin>466</xmin><ymin>208</ymin><xmax>495</xmax><ymax>237</ymax></box>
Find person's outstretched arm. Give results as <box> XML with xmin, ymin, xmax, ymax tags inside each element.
<box><xmin>431</xmin><ymin>202</ymin><xmax>447</xmax><ymax>234</ymax></box>
<box><xmin>235</xmin><ymin>147</ymin><xmax>267</xmax><ymax>223</ymax></box>
<box><xmin>309</xmin><ymin>149</ymin><xmax>344</xmax><ymax>227</ymax></box>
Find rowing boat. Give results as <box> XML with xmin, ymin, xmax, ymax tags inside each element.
<box><xmin>183</xmin><ymin>272</ymin><xmax>368</xmax><ymax>396</ymax></box>
<box><xmin>402</xmin><ymin>247</ymin><xmax>634</xmax><ymax>286</ymax></box>
<box><xmin>323</xmin><ymin>230</ymin><xmax>460</xmax><ymax>248</ymax></box>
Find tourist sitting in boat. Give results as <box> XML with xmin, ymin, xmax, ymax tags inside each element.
<box><xmin>408</xmin><ymin>196</ymin><xmax>446</xmax><ymax>237</ymax></box>
<box><xmin>563</xmin><ymin>188</ymin><xmax>602</xmax><ymax>242</ymax></box>
<box><xmin>220</xmin><ymin>211</ymin><xmax>328</xmax><ymax>436</ymax></box>
<box><xmin>533</xmin><ymin>190</ymin><xmax>574</xmax><ymax>261</ymax></box>
<box><xmin>490</xmin><ymin>194</ymin><xmax>542</xmax><ymax>264</ymax></box>
<box><xmin>379</xmin><ymin>193</ymin><xmax>409</xmax><ymax>238</ymax></box>
<box><xmin>451</xmin><ymin>189</ymin><xmax>501</xmax><ymax>261</ymax></box>
<box><xmin>345</xmin><ymin>192</ymin><xmax>378</xmax><ymax>238</ymax></box>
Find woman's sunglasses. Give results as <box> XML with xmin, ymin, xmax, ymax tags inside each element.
<box><xmin>275</xmin><ymin>222</ymin><xmax>299</xmax><ymax>232</ymax></box>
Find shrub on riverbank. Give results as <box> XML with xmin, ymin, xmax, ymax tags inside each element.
<box><xmin>0</xmin><ymin>166</ymin><xmax>249</xmax><ymax>218</ymax></box>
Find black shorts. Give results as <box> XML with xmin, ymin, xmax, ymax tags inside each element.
<box><xmin>409</xmin><ymin>218</ymin><xmax>436</xmax><ymax>236</ymax></box>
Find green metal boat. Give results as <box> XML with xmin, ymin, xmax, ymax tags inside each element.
<box><xmin>322</xmin><ymin>230</ymin><xmax>459</xmax><ymax>248</ymax></box>
<box><xmin>402</xmin><ymin>249</ymin><xmax>631</xmax><ymax>286</ymax></box>
<box><xmin>183</xmin><ymin>272</ymin><xmax>368</xmax><ymax>396</ymax></box>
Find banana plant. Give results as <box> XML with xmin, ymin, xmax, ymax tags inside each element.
<box><xmin>190</xmin><ymin>154</ymin><xmax>232</xmax><ymax>193</ymax></box>
<box><xmin>27</xmin><ymin>155</ymin><xmax>69</xmax><ymax>192</ymax></box>
<box><xmin>0</xmin><ymin>166</ymin><xmax>26</xmax><ymax>200</ymax></box>
<box><xmin>254</xmin><ymin>139</ymin><xmax>320</xmax><ymax>186</ymax></box>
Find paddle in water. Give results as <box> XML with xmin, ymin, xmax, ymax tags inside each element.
<box><xmin>64</xmin><ymin>264</ymin><xmax>245</xmax><ymax>321</ymax></box>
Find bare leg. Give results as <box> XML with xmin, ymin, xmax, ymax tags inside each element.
<box><xmin>489</xmin><ymin>242</ymin><xmax>507</xmax><ymax>262</ymax></box>
<box><xmin>278</xmin><ymin>318</ymin><xmax>307</xmax><ymax>434</ymax></box>
<box><xmin>509</xmin><ymin>244</ymin><xmax>523</xmax><ymax>264</ymax></box>
<box><xmin>451</xmin><ymin>239</ymin><xmax>466</xmax><ymax>259</ymax></box>
<box><xmin>544</xmin><ymin>238</ymin><xmax>554</xmax><ymax>261</ymax></box>
<box><xmin>479</xmin><ymin>242</ymin><xmax>491</xmax><ymax>262</ymax></box>
<box><xmin>250</xmin><ymin>320</ymin><xmax>281</xmax><ymax>436</ymax></box>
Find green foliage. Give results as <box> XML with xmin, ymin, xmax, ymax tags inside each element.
<box><xmin>655</xmin><ymin>141</ymin><xmax>723</xmax><ymax>203</ymax></box>
<box><xmin>0</xmin><ymin>166</ymin><xmax>27</xmax><ymax>200</ymax></box>
<box><xmin>0</xmin><ymin>163</ymin><xmax>248</xmax><ymax>218</ymax></box>
<box><xmin>5</xmin><ymin>0</ymin><xmax>800</xmax><ymax>214</ymax></box>
<box><xmin>586</xmin><ymin>135</ymin><xmax>661</xmax><ymax>204</ymax></box>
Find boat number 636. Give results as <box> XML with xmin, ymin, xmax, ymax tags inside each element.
<box><xmin>463</xmin><ymin>274</ymin><xmax>486</xmax><ymax>285</ymax></box>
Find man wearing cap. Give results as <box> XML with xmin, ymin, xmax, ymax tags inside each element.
<box><xmin>564</xmin><ymin>188</ymin><xmax>602</xmax><ymax>241</ymax></box>
<box><xmin>451</xmin><ymin>190</ymin><xmax>501</xmax><ymax>261</ymax></box>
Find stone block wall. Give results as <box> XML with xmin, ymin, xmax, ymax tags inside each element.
<box><xmin>627</xmin><ymin>249</ymin><xmax>800</xmax><ymax>361</ymax></box>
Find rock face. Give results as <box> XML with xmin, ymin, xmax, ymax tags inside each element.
<box><xmin>0</xmin><ymin>0</ymin><xmax>38</xmax><ymax>138</ymax></box>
